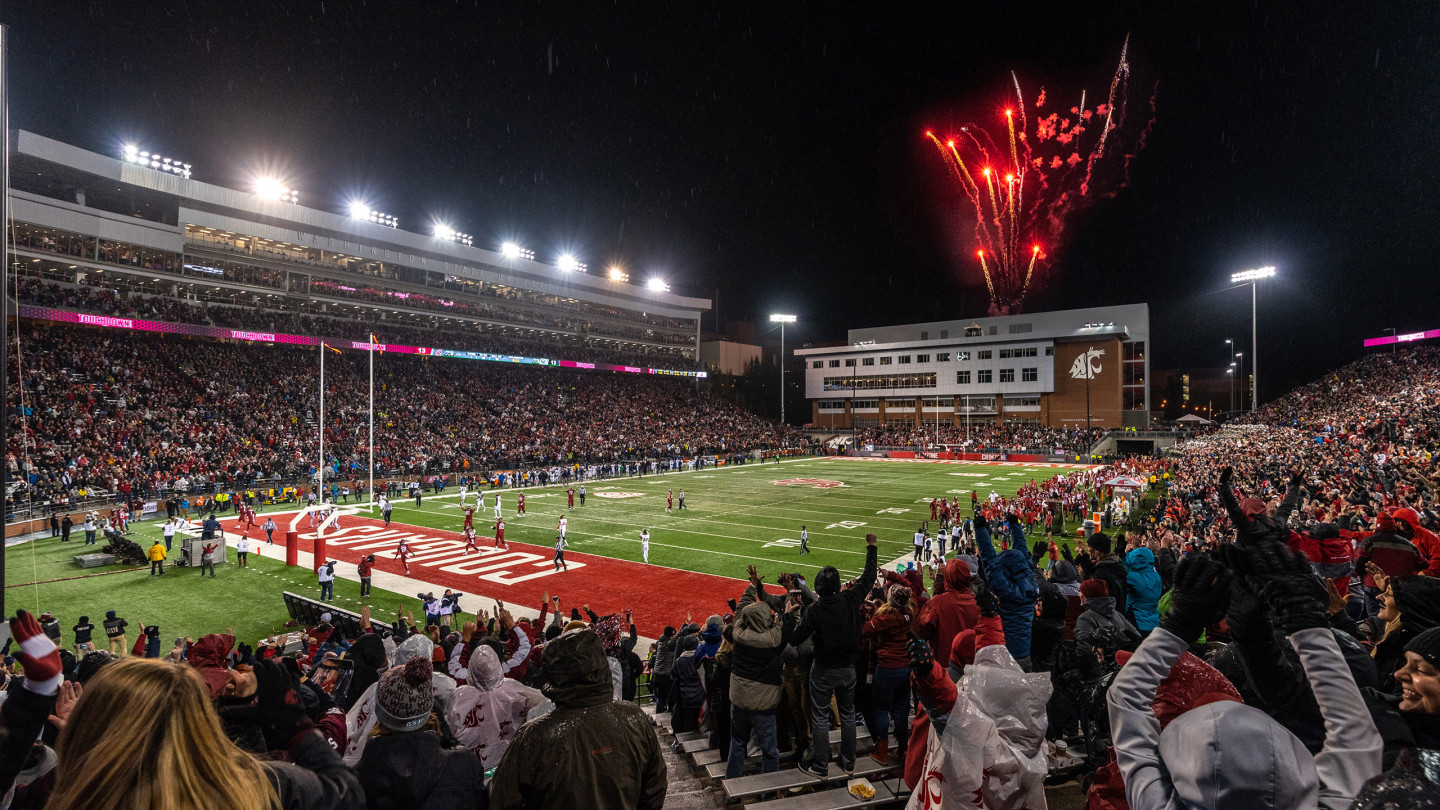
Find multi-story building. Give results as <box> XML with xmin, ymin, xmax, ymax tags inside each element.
<box><xmin>5</xmin><ymin>130</ymin><xmax>708</xmax><ymax>370</ymax></box>
<box><xmin>797</xmin><ymin>304</ymin><xmax>1151</xmax><ymax>429</ymax></box>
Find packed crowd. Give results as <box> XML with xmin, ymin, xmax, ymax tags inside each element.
<box><xmin>641</xmin><ymin>347</ymin><xmax>1439</xmax><ymax>808</ymax></box>
<box><xmin>4</xmin><ymin>325</ymin><xmax>805</xmax><ymax>512</ymax></box>
<box><xmin>647</xmin><ymin>477</ymin><xmax>1436</xmax><ymax>809</ymax></box>
<box><xmin>855</xmin><ymin>423</ymin><xmax>1109</xmax><ymax>457</ymax></box>
<box><xmin>15</xmin><ymin>275</ymin><xmax>693</xmax><ymax>370</ymax></box>
<box><xmin>0</xmin><ymin>592</ymin><xmax>666</xmax><ymax>809</ymax></box>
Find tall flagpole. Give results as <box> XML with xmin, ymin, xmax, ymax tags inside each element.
<box><xmin>369</xmin><ymin>334</ymin><xmax>375</xmax><ymax>511</ymax></box>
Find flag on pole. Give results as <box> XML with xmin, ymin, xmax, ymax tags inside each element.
<box><xmin>370</xmin><ymin>334</ymin><xmax>384</xmax><ymax>353</ymax></box>
<box><xmin>322</xmin><ymin>342</ymin><xmax>341</xmax><ymax>354</ymax></box>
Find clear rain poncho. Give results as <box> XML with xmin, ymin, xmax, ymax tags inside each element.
<box><xmin>908</xmin><ymin>644</ymin><xmax>1053</xmax><ymax>810</ymax></box>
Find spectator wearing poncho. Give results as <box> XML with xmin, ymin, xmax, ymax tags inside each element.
<box><xmin>447</xmin><ymin>645</ymin><xmax>547</xmax><ymax>770</ymax></box>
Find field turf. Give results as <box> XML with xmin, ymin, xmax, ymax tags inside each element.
<box><xmin>5</xmin><ymin>457</ymin><xmax>1092</xmax><ymax>645</ymax></box>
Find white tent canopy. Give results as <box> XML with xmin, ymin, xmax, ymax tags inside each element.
<box><xmin>1104</xmin><ymin>475</ymin><xmax>1146</xmax><ymax>489</ymax></box>
<box><xmin>1175</xmin><ymin>413</ymin><xmax>1214</xmax><ymax>425</ymax></box>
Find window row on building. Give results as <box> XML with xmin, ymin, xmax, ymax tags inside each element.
<box><xmin>810</xmin><ymin>345</ymin><xmax>1052</xmax><ymax>370</ymax></box>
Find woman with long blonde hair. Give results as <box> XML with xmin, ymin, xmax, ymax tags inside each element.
<box><xmin>44</xmin><ymin>656</ymin><xmax>362</xmax><ymax>810</ymax></box>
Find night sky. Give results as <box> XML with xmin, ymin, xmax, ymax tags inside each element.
<box><xmin>5</xmin><ymin>2</ymin><xmax>1438</xmax><ymax>400</ymax></box>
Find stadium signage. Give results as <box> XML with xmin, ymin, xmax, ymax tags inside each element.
<box><xmin>1363</xmin><ymin>328</ymin><xmax>1439</xmax><ymax>347</ymax></box>
<box><xmin>23</xmin><ymin>305</ymin><xmax>708</xmax><ymax>378</ymax></box>
<box><xmin>78</xmin><ymin>313</ymin><xmax>134</xmax><ymax>329</ymax></box>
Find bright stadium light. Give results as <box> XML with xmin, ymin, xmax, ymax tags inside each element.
<box><xmin>121</xmin><ymin>144</ymin><xmax>192</xmax><ymax>179</ymax></box>
<box><xmin>556</xmin><ymin>254</ymin><xmax>587</xmax><ymax>273</ymax></box>
<box><xmin>350</xmin><ymin>201</ymin><xmax>397</xmax><ymax>228</ymax></box>
<box><xmin>1230</xmin><ymin>266</ymin><xmax>1276</xmax><ymax>284</ymax></box>
<box><xmin>255</xmin><ymin>177</ymin><xmax>298</xmax><ymax>204</ymax></box>
<box><xmin>646</xmin><ymin>277</ymin><xmax>670</xmax><ymax>292</ymax></box>
<box><xmin>434</xmin><ymin>224</ymin><xmax>472</xmax><ymax>246</ymax></box>
<box><xmin>607</xmin><ymin>266</ymin><xmax>630</xmax><ymax>283</ymax></box>
<box><xmin>769</xmin><ymin>314</ymin><xmax>797</xmax><ymax>324</ymax></box>
<box><xmin>500</xmin><ymin>241</ymin><xmax>535</xmax><ymax>261</ymax></box>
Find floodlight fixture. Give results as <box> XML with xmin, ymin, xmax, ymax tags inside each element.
<box><xmin>255</xmin><ymin>178</ymin><xmax>298</xmax><ymax>204</ymax></box>
<box><xmin>121</xmin><ymin>144</ymin><xmax>192</xmax><ymax>178</ymax></box>
<box><xmin>1230</xmin><ymin>266</ymin><xmax>1276</xmax><ymax>284</ymax></box>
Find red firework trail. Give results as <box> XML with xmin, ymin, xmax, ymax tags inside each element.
<box><xmin>927</xmin><ymin>37</ymin><xmax>1154</xmax><ymax>314</ymax></box>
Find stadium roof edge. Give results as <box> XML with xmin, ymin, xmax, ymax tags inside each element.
<box><xmin>7</xmin><ymin>129</ymin><xmax>710</xmax><ymax>314</ymax></box>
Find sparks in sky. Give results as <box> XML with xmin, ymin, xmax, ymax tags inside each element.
<box><xmin>927</xmin><ymin>37</ymin><xmax>1153</xmax><ymax>314</ymax></box>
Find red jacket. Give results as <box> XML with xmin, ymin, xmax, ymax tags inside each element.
<box><xmin>915</xmin><ymin>560</ymin><xmax>981</xmax><ymax>668</ymax></box>
<box><xmin>862</xmin><ymin>606</ymin><xmax>915</xmax><ymax>669</ymax></box>
<box><xmin>1410</xmin><ymin>525</ymin><xmax>1440</xmax><ymax>577</ymax></box>
<box><xmin>904</xmin><ymin>614</ymin><xmax>1005</xmax><ymax>789</ymax></box>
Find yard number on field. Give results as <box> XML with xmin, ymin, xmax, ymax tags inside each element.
<box><xmin>876</xmin><ymin>507</ymin><xmax>910</xmax><ymax>514</ymax></box>
<box><xmin>826</xmin><ymin>521</ymin><xmax>867</xmax><ymax>530</ymax></box>
<box><xmin>762</xmin><ymin>538</ymin><xmax>802</xmax><ymax>549</ymax></box>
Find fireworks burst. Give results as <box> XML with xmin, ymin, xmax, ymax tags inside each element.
<box><xmin>927</xmin><ymin>37</ymin><xmax>1153</xmax><ymax>314</ymax></box>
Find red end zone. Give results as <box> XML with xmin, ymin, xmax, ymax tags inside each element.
<box><xmin>219</xmin><ymin>516</ymin><xmax>745</xmax><ymax>637</ymax></box>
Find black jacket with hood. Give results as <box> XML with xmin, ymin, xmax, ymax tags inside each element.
<box><xmin>790</xmin><ymin>545</ymin><xmax>878</xmax><ymax>668</ymax></box>
<box><xmin>489</xmin><ymin>629</ymin><xmax>666</xmax><ymax>810</ymax></box>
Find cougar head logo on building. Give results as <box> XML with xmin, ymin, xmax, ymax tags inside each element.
<box><xmin>1069</xmin><ymin>347</ymin><xmax>1105</xmax><ymax>380</ymax></box>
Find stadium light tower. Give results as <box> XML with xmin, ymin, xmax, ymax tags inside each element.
<box><xmin>1230</xmin><ymin>265</ymin><xmax>1274</xmax><ymax>411</ymax></box>
<box><xmin>255</xmin><ymin>177</ymin><xmax>298</xmax><ymax>204</ymax></box>
<box><xmin>771</xmin><ymin>314</ymin><xmax>797</xmax><ymax>425</ymax></box>
<box><xmin>646</xmin><ymin>277</ymin><xmax>670</xmax><ymax>292</ymax></box>
<box><xmin>556</xmin><ymin>254</ymin><xmax>586</xmax><ymax>273</ymax></box>
<box><xmin>607</xmin><ymin>266</ymin><xmax>630</xmax><ymax>283</ymax></box>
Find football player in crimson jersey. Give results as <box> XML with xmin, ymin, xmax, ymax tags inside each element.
<box><xmin>463</xmin><ymin>503</ymin><xmax>475</xmax><ymax>530</ymax></box>
<box><xmin>517</xmin><ymin>493</ymin><xmax>526</xmax><ymax>515</ymax></box>
<box><xmin>462</xmin><ymin>526</ymin><xmax>479</xmax><ymax>555</ymax></box>
<box><xmin>494</xmin><ymin>519</ymin><xmax>508</xmax><ymax>549</ymax></box>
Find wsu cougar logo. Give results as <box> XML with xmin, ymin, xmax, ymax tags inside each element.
<box><xmin>773</xmin><ymin>478</ymin><xmax>847</xmax><ymax>489</ymax></box>
<box><xmin>1069</xmin><ymin>347</ymin><xmax>1105</xmax><ymax>380</ymax></box>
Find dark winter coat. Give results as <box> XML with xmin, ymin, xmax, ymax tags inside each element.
<box><xmin>651</xmin><ymin>632</ymin><xmax>678</xmax><ymax>676</ymax></box>
<box><xmin>791</xmin><ymin>545</ymin><xmax>879</xmax><ymax>668</ymax></box>
<box><xmin>489</xmin><ymin>630</ymin><xmax>666</xmax><ymax>810</ymax></box>
<box><xmin>1091</xmin><ymin>556</ymin><xmax>1130</xmax><ymax>619</ymax></box>
<box><xmin>730</xmin><ymin>592</ymin><xmax>790</xmax><ymax>711</ymax></box>
<box><xmin>356</xmin><ymin>729</ymin><xmax>486</xmax><ymax>810</ymax></box>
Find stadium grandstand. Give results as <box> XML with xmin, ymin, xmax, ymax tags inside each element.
<box><xmin>6</xmin><ymin>130</ymin><xmax>708</xmax><ymax>371</ymax></box>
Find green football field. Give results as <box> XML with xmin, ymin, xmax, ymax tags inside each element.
<box><xmin>376</xmin><ymin>457</ymin><xmax>1091</xmax><ymax>580</ymax></box>
<box><xmin>4</xmin><ymin>457</ymin><xmax>1092</xmax><ymax>646</ymax></box>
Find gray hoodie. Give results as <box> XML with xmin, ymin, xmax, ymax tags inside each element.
<box><xmin>1108</xmin><ymin>627</ymin><xmax>1383</xmax><ymax>810</ymax></box>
